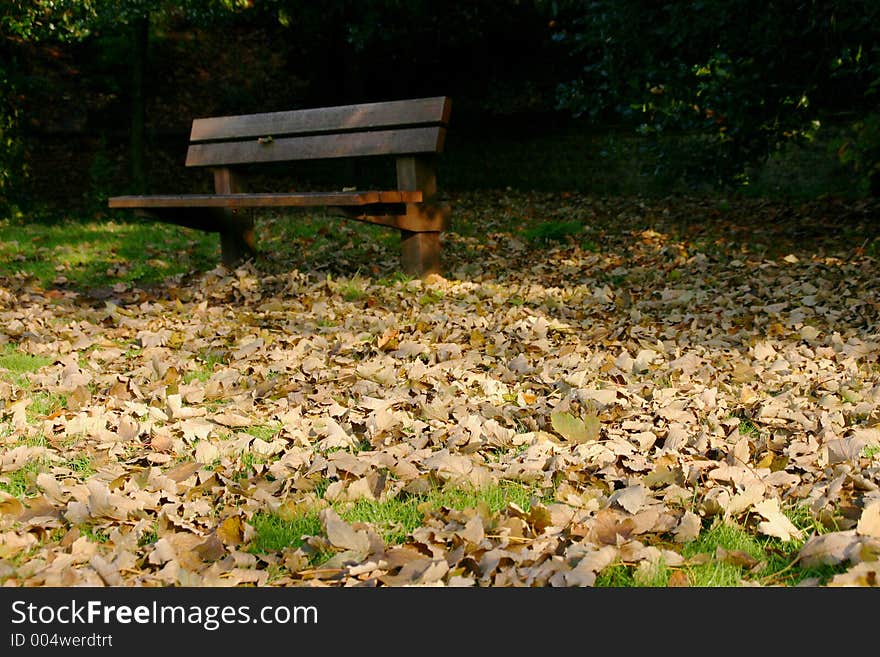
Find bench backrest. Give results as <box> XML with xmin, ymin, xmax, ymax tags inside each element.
<box><xmin>184</xmin><ymin>96</ymin><xmax>451</xmax><ymax>168</ymax></box>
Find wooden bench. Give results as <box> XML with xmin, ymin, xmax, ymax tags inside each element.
<box><xmin>108</xmin><ymin>96</ymin><xmax>451</xmax><ymax>277</ymax></box>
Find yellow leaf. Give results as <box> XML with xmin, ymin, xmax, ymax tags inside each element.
<box><xmin>0</xmin><ymin>493</ymin><xmax>23</xmax><ymax>518</ymax></box>
<box><xmin>550</xmin><ymin>411</ymin><xmax>600</xmax><ymax>443</ymax></box>
<box><xmin>216</xmin><ymin>516</ymin><xmax>243</xmax><ymax>546</ymax></box>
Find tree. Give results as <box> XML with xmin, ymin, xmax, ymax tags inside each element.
<box><xmin>0</xmin><ymin>0</ymin><xmax>254</xmax><ymax>210</ymax></box>
<box><xmin>0</xmin><ymin>1</ymin><xmax>94</xmax><ymax>214</ymax></box>
<box><xmin>552</xmin><ymin>0</ymin><xmax>880</xmax><ymax>191</ymax></box>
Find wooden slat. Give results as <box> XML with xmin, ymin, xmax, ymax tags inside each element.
<box><xmin>108</xmin><ymin>190</ymin><xmax>422</xmax><ymax>209</ymax></box>
<box><xmin>190</xmin><ymin>96</ymin><xmax>451</xmax><ymax>142</ymax></box>
<box><xmin>339</xmin><ymin>208</ymin><xmax>447</xmax><ymax>233</ymax></box>
<box><xmin>184</xmin><ymin>127</ymin><xmax>445</xmax><ymax>167</ymax></box>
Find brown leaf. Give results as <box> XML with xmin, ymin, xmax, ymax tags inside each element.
<box><xmin>667</xmin><ymin>570</ymin><xmax>690</xmax><ymax>587</ymax></box>
<box><xmin>117</xmin><ymin>415</ymin><xmax>141</xmax><ymax>442</ymax></box>
<box><xmin>715</xmin><ymin>547</ymin><xmax>759</xmax><ymax>569</ymax></box>
<box><xmin>591</xmin><ymin>508</ymin><xmax>635</xmax><ymax>545</ymax></box>
<box><xmin>211</xmin><ymin>411</ymin><xmax>252</xmax><ymax>428</ymax></box>
<box><xmin>611</xmin><ymin>484</ymin><xmax>649</xmax><ymax>514</ymax></box>
<box><xmin>194</xmin><ymin>533</ymin><xmax>227</xmax><ymax>561</ymax></box>
<box><xmin>320</xmin><ymin>508</ymin><xmax>370</xmax><ymax>555</ymax></box>
<box><xmin>163</xmin><ymin>461</ymin><xmax>201</xmax><ymax>483</ymax></box>
<box><xmin>673</xmin><ymin>511</ymin><xmax>702</xmax><ymax>543</ymax></box>
<box><xmin>798</xmin><ymin>530</ymin><xmax>861</xmax><ymax>567</ymax></box>
<box><xmin>66</xmin><ymin>385</ymin><xmax>92</xmax><ymax>411</ymax></box>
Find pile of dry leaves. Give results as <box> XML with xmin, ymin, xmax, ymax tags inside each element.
<box><xmin>1</xmin><ymin>192</ymin><xmax>879</xmax><ymax>586</ymax></box>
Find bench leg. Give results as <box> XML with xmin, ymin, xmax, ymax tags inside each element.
<box><xmin>400</xmin><ymin>230</ymin><xmax>440</xmax><ymax>278</ymax></box>
<box><xmin>218</xmin><ymin>209</ymin><xmax>256</xmax><ymax>267</ymax></box>
<box><xmin>212</xmin><ymin>168</ymin><xmax>255</xmax><ymax>266</ymax></box>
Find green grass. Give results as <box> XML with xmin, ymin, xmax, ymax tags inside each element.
<box><xmin>63</xmin><ymin>456</ymin><xmax>96</xmax><ymax>477</ymax></box>
<box><xmin>337</xmin><ymin>275</ymin><xmax>368</xmax><ymax>302</ymax></box>
<box><xmin>0</xmin><ymin>458</ymin><xmax>50</xmax><ymax>498</ymax></box>
<box><xmin>182</xmin><ymin>348</ymin><xmax>229</xmax><ymax>384</ymax></box>
<box><xmin>418</xmin><ymin>289</ymin><xmax>445</xmax><ymax>306</ymax></box>
<box><xmin>243</xmin><ymin>424</ymin><xmax>281</xmax><ymax>442</ymax></box>
<box><xmin>0</xmin><ymin>217</ymin><xmax>218</xmax><ymax>289</ymax></box>
<box><xmin>522</xmin><ymin>220</ymin><xmax>583</xmax><ymax>246</ymax></box>
<box><xmin>248</xmin><ymin>511</ymin><xmax>324</xmax><ymax>555</ymax></box>
<box><xmin>738</xmin><ymin>418</ymin><xmax>761</xmax><ymax>438</ymax></box>
<box><xmin>595</xmin><ymin>507</ymin><xmax>849</xmax><ymax>587</ymax></box>
<box><xmin>0</xmin><ymin>344</ymin><xmax>54</xmax><ymax>388</ymax></box>
<box><xmin>79</xmin><ymin>525</ymin><xmax>110</xmax><ymax>544</ymax></box>
<box><xmin>27</xmin><ymin>392</ymin><xmax>67</xmax><ymax>421</ymax></box>
<box><xmin>248</xmin><ymin>480</ymin><xmax>543</xmax><ymax>561</ymax></box>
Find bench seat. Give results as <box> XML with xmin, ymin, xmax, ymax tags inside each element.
<box><xmin>108</xmin><ymin>190</ymin><xmax>423</xmax><ymax>208</ymax></box>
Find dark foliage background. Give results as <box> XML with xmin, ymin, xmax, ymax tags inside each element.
<box><xmin>1</xmin><ymin>0</ymin><xmax>878</xmax><ymax>217</ymax></box>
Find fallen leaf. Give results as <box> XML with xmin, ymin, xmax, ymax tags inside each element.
<box><xmin>216</xmin><ymin>516</ymin><xmax>243</xmax><ymax>546</ymax></box>
<box><xmin>320</xmin><ymin>508</ymin><xmax>370</xmax><ymax>556</ymax></box>
<box><xmin>551</xmin><ymin>411</ymin><xmax>600</xmax><ymax>443</ymax></box>
<box><xmin>754</xmin><ymin>499</ymin><xmax>804</xmax><ymax>541</ymax></box>
<box><xmin>0</xmin><ymin>493</ymin><xmax>24</xmax><ymax>518</ymax></box>
<box><xmin>857</xmin><ymin>500</ymin><xmax>880</xmax><ymax>538</ymax></box>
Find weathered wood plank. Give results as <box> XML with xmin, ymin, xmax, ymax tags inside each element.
<box><xmin>401</xmin><ymin>231</ymin><xmax>441</xmax><ymax>277</ymax></box>
<box><xmin>185</xmin><ymin>127</ymin><xmax>445</xmax><ymax>167</ymax></box>
<box><xmin>337</xmin><ymin>203</ymin><xmax>447</xmax><ymax>232</ymax></box>
<box><xmin>396</xmin><ymin>156</ymin><xmax>437</xmax><ymax>198</ymax></box>
<box><xmin>190</xmin><ymin>96</ymin><xmax>451</xmax><ymax>142</ymax></box>
<box><xmin>108</xmin><ymin>190</ymin><xmax>424</xmax><ymax>209</ymax></box>
<box><xmin>395</xmin><ymin>155</ymin><xmax>444</xmax><ymax>275</ymax></box>
<box><xmin>212</xmin><ymin>167</ymin><xmax>255</xmax><ymax>265</ymax></box>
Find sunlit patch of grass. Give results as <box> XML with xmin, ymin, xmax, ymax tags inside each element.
<box><xmin>596</xmin><ymin>560</ymin><xmax>673</xmax><ymax>587</ymax></box>
<box><xmin>138</xmin><ymin>524</ymin><xmax>159</xmax><ymax>547</ymax></box>
<box><xmin>184</xmin><ymin>348</ymin><xmax>228</xmax><ymax>384</ymax></box>
<box><xmin>248</xmin><ymin>511</ymin><xmax>324</xmax><ymax>555</ymax></box>
<box><xmin>340</xmin><ymin>497</ymin><xmax>423</xmax><ymax>546</ymax></box>
<box><xmin>243</xmin><ymin>424</ymin><xmax>281</xmax><ymax>442</ymax></box>
<box><xmin>0</xmin><ymin>218</ymin><xmax>218</xmax><ymax>290</ymax></box>
<box><xmin>738</xmin><ymin>418</ymin><xmax>761</xmax><ymax>438</ymax></box>
<box><xmin>419</xmin><ymin>289</ymin><xmax>445</xmax><ymax>306</ymax></box>
<box><xmin>27</xmin><ymin>392</ymin><xmax>67</xmax><ymax>422</ymax></box>
<box><xmin>427</xmin><ymin>480</ymin><xmax>540</xmax><ymax>514</ymax></box>
<box><xmin>596</xmin><ymin>505</ymin><xmax>850</xmax><ymax>587</ymax></box>
<box><xmin>248</xmin><ymin>480</ymin><xmax>544</xmax><ymax>562</ymax></box>
<box><xmin>0</xmin><ymin>459</ymin><xmax>51</xmax><ymax>498</ymax></box>
<box><xmin>79</xmin><ymin>526</ymin><xmax>110</xmax><ymax>543</ymax></box>
<box><xmin>63</xmin><ymin>456</ymin><xmax>95</xmax><ymax>478</ymax></box>
<box><xmin>6</xmin><ymin>432</ymin><xmax>49</xmax><ymax>449</ymax></box>
<box><xmin>233</xmin><ymin>449</ymin><xmax>280</xmax><ymax>482</ymax></box>
<box><xmin>0</xmin><ymin>344</ymin><xmax>54</xmax><ymax>388</ymax></box>
<box><xmin>678</xmin><ymin>522</ymin><xmax>765</xmax><ymax>587</ymax></box>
